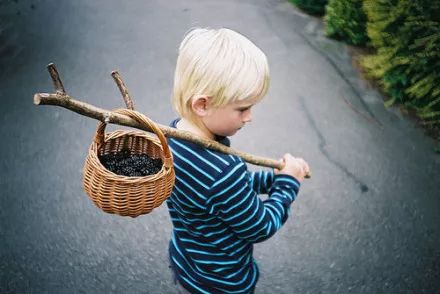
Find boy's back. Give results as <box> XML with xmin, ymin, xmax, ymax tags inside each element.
<box><xmin>166</xmin><ymin>28</ymin><xmax>309</xmax><ymax>293</ymax></box>
<box><xmin>167</xmin><ymin>119</ymin><xmax>300</xmax><ymax>293</ymax></box>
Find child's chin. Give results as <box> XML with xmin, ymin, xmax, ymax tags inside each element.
<box><xmin>217</xmin><ymin>131</ymin><xmax>235</xmax><ymax>137</ymax></box>
<box><xmin>229</xmin><ymin>129</ymin><xmax>240</xmax><ymax>136</ymax></box>
<box><xmin>216</xmin><ymin>128</ymin><xmax>240</xmax><ymax>137</ymax></box>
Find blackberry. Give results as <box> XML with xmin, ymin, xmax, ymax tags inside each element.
<box><xmin>99</xmin><ymin>150</ymin><xmax>163</xmax><ymax>177</ymax></box>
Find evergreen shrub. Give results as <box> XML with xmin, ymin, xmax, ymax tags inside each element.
<box><xmin>289</xmin><ymin>0</ymin><xmax>328</xmax><ymax>16</ymax></box>
<box><xmin>361</xmin><ymin>0</ymin><xmax>440</xmax><ymax>126</ymax></box>
<box><xmin>324</xmin><ymin>0</ymin><xmax>369</xmax><ymax>46</ymax></box>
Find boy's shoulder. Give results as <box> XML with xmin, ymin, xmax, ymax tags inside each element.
<box><xmin>202</xmin><ymin>147</ymin><xmax>243</xmax><ymax>171</ymax></box>
<box><xmin>167</xmin><ymin>119</ymin><xmax>245</xmax><ymax>178</ymax></box>
<box><xmin>168</xmin><ymin>137</ymin><xmax>244</xmax><ymax>177</ymax></box>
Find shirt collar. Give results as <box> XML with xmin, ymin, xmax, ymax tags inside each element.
<box><xmin>170</xmin><ymin>118</ymin><xmax>231</xmax><ymax>147</ymax></box>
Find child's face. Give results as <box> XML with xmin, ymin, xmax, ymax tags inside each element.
<box><xmin>202</xmin><ymin>98</ymin><xmax>256</xmax><ymax>138</ymax></box>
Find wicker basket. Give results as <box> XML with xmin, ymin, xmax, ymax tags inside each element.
<box><xmin>82</xmin><ymin>108</ymin><xmax>175</xmax><ymax>217</ymax></box>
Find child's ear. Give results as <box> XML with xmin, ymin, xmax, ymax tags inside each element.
<box><xmin>191</xmin><ymin>95</ymin><xmax>210</xmax><ymax>116</ymax></box>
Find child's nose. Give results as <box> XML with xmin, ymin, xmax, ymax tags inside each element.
<box><xmin>243</xmin><ymin>110</ymin><xmax>252</xmax><ymax>122</ymax></box>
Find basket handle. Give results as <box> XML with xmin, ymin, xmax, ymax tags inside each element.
<box><xmin>94</xmin><ymin>109</ymin><xmax>173</xmax><ymax>168</ymax></box>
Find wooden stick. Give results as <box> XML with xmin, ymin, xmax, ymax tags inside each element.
<box><xmin>47</xmin><ymin>63</ymin><xmax>66</xmax><ymax>95</ymax></box>
<box><xmin>35</xmin><ymin>64</ymin><xmax>310</xmax><ymax>178</ymax></box>
<box><xmin>111</xmin><ymin>71</ymin><xmax>134</xmax><ymax>110</ymax></box>
<box><xmin>34</xmin><ymin>92</ymin><xmax>311</xmax><ymax>178</ymax></box>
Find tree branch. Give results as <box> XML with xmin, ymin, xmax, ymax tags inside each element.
<box><xmin>34</xmin><ymin>63</ymin><xmax>310</xmax><ymax>178</ymax></box>
<box><xmin>33</xmin><ymin>93</ymin><xmax>300</xmax><ymax>172</ymax></box>
<box><xmin>47</xmin><ymin>63</ymin><xmax>66</xmax><ymax>95</ymax></box>
<box><xmin>111</xmin><ymin>71</ymin><xmax>134</xmax><ymax>110</ymax></box>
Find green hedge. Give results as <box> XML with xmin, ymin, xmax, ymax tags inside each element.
<box><xmin>324</xmin><ymin>0</ymin><xmax>369</xmax><ymax>46</ymax></box>
<box><xmin>289</xmin><ymin>0</ymin><xmax>328</xmax><ymax>16</ymax></box>
<box><xmin>361</xmin><ymin>0</ymin><xmax>440</xmax><ymax>126</ymax></box>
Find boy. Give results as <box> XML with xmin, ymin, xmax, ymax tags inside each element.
<box><xmin>166</xmin><ymin>28</ymin><xmax>310</xmax><ymax>293</ymax></box>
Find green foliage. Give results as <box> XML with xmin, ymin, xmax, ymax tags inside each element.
<box><xmin>324</xmin><ymin>0</ymin><xmax>369</xmax><ymax>46</ymax></box>
<box><xmin>289</xmin><ymin>0</ymin><xmax>328</xmax><ymax>16</ymax></box>
<box><xmin>361</xmin><ymin>0</ymin><xmax>440</xmax><ymax>126</ymax></box>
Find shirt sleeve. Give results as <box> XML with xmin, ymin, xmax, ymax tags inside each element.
<box><xmin>247</xmin><ymin>170</ymin><xmax>274</xmax><ymax>194</ymax></box>
<box><xmin>206</xmin><ymin>161</ymin><xmax>300</xmax><ymax>243</ymax></box>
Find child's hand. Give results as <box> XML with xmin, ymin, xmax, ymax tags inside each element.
<box><xmin>274</xmin><ymin>153</ymin><xmax>310</xmax><ymax>182</ymax></box>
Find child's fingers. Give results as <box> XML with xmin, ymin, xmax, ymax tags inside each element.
<box><xmin>302</xmin><ymin>160</ymin><xmax>311</xmax><ymax>178</ymax></box>
<box><xmin>300</xmin><ymin>159</ymin><xmax>309</xmax><ymax>172</ymax></box>
<box><xmin>274</xmin><ymin>158</ymin><xmax>284</xmax><ymax>174</ymax></box>
<box><xmin>276</xmin><ymin>154</ymin><xmax>311</xmax><ymax>179</ymax></box>
<box><xmin>296</xmin><ymin>157</ymin><xmax>311</xmax><ymax>178</ymax></box>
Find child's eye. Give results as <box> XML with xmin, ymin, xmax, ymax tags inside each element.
<box><xmin>238</xmin><ymin>107</ymin><xmax>251</xmax><ymax>112</ymax></box>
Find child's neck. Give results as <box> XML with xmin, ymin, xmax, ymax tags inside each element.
<box><xmin>177</xmin><ymin>118</ymin><xmax>215</xmax><ymax>140</ymax></box>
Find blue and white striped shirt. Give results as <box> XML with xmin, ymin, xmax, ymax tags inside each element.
<box><xmin>167</xmin><ymin>119</ymin><xmax>300</xmax><ymax>294</ymax></box>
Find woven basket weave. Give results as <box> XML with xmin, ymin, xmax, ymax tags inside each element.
<box><xmin>82</xmin><ymin>109</ymin><xmax>175</xmax><ymax>217</ymax></box>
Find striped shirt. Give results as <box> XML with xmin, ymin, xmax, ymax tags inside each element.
<box><xmin>167</xmin><ymin>119</ymin><xmax>300</xmax><ymax>294</ymax></box>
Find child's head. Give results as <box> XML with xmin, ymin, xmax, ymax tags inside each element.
<box><xmin>172</xmin><ymin>27</ymin><xmax>270</xmax><ymax>131</ymax></box>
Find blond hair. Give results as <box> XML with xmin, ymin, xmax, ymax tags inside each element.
<box><xmin>172</xmin><ymin>28</ymin><xmax>270</xmax><ymax>122</ymax></box>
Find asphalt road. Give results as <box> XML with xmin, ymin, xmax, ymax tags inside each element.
<box><xmin>1</xmin><ymin>0</ymin><xmax>439</xmax><ymax>293</ymax></box>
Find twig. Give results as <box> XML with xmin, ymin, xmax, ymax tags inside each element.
<box><xmin>47</xmin><ymin>63</ymin><xmax>66</xmax><ymax>95</ymax></box>
<box><xmin>111</xmin><ymin>71</ymin><xmax>134</xmax><ymax>110</ymax></box>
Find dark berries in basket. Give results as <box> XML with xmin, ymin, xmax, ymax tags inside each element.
<box><xmin>99</xmin><ymin>150</ymin><xmax>163</xmax><ymax>177</ymax></box>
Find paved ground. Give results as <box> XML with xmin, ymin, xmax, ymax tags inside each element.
<box><xmin>1</xmin><ymin>0</ymin><xmax>439</xmax><ymax>293</ymax></box>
